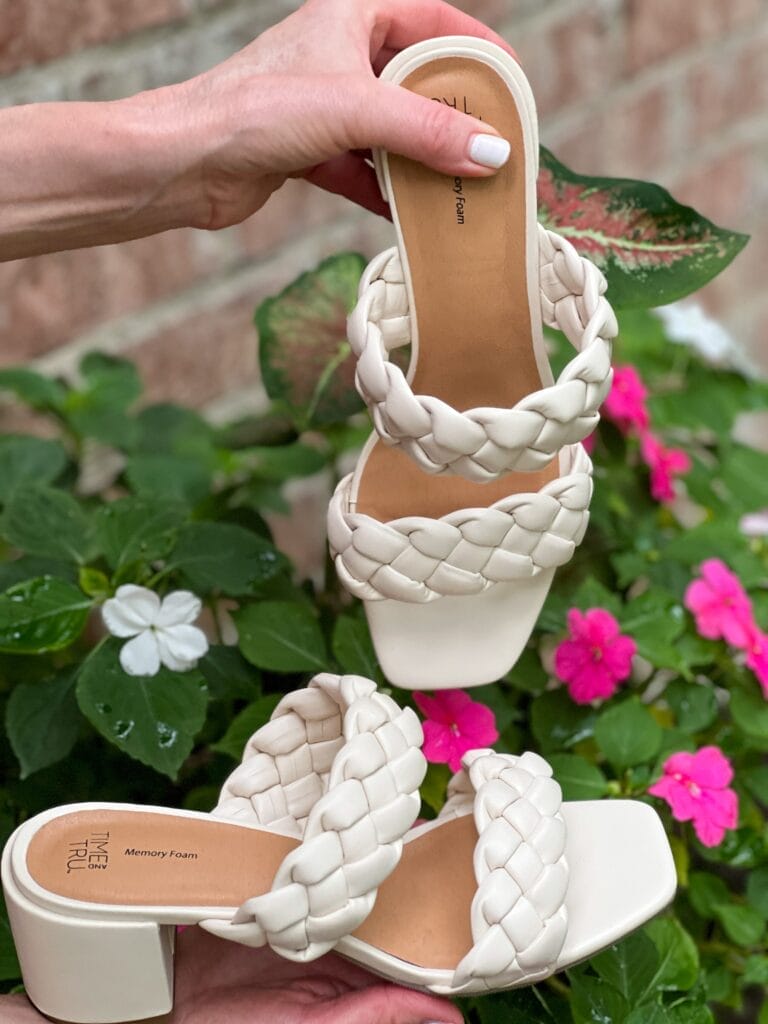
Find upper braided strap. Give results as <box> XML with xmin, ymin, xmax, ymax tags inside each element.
<box><xmin>328</xmin><ymin>443</ymin><xmax>592</xmax><ymax>603</ymax></box>
<box><xmin>441</xmin><ymin>749</ymin><xmax>569</xmax><ymax>993</ymax></box>
<box><xmin>348</xmin><ymin>224</ymin><xmax>617</xmax><ymax>482</ymax></box>
<box><xmin>202</xmin><ymin>673</ymin><xmax>426</xmax><ymax>961</ymax></box>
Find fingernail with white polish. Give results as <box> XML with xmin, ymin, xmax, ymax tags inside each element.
<box><xmin>469</xmin><ymin>133</ymin><xmax>511</xmax><ymax>169</ymax></box>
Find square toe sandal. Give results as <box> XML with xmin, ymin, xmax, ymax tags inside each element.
<box><xmin>217</xmin><ymin>739</ymin><xmax>677</xmax><ymax>997</ymax></box>
<box><xmin>1</xmin><ymin>674</ymin><xmax>426</xmax><ymax>1023</ymax></box>
<box><xmin>329</xmin><ymin>36</ymin><xmax>617</xmax><ymax>689</ymax></box>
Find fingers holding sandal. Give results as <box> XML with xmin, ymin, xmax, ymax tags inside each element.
<box><xmin>342</xmin><ymin>75</ymin><xmax>511</xmax><ymax>177</ymax></box>
<box><xmin>370</xmin><ymin>0</ymin><xmax>517</xmax><ymax>62</ymax></box>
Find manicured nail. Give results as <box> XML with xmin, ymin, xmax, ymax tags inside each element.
<box><xmin>468</xmin><ymin>132</ymin><xmax>510</xmax><ymax>169</ymax></box>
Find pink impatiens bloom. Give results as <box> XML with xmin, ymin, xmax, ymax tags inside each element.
<box><xmin>684</xmin><ymin>558</ymin><xmax>755</xmax><ymax>648</ymax></box>
<box><xmin>554</xmin><ymin>608</ymin><xmax>636</xmax><ymax>704</ymax></box>
<box><xmin>648</xmin><ymin>746</ymin><xmax>738</xmax><ymax>847</ymax></box>
<box><xmin>745</xmin><ymin>626</ymin><xmax>768</xmax><ymax>699</ymax></box>
<box><xmin>639</xmin><ymin>430</ymin><xmax>692</xmax><ymax>503</ymax></box>
<box><xmin>603</xmin><ymin>365</ymin><xmax>650</xmax><ymax>434</ymax></box>
<box><xmin>413</xmin><ymin>690</ymin><xmax>498</xmax><ymax>773</ymax></box>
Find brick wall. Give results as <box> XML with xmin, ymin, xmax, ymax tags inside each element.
<box><xmin>0</xmin><ymin>0</ymin><xmax>765</xmax><ymax>428</ymax></box>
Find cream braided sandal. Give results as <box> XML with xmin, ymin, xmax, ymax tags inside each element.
<box><xmin>330</xmin><ymin>37</ymin><xmax>614</xmax><ymax>688</ymax></box>
<box><xmin>1</xmin><ymin>674</ymin><xmax>426</xmax><ymax>1023</ymax></box>
<box><xmin>211</xmin><ymin>735</ymin><xmax>676</xmax><ymax>997</ymax></box>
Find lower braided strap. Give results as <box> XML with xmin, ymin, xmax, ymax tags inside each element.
<box><xmin>202</xmin><ymin>673</ymin><xmax>426</xmax><ymax>961</ymax></box>
<box><xmin>328</xmin><ymin>443</ymin><xmax>592</xmax><ymax>603</ymax></box>
<box><xmin>441</xmin><ymin>749</ymin><xmax>569</xmax><ymax>993</ymax></box>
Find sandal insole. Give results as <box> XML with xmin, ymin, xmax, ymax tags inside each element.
<box><xmin>356</xmin><ymin>56</ymin><xmax>558</xmax><ymax>525</ymax></box>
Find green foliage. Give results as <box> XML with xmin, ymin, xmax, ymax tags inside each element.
<box><xmin>0</xmin><ymin>164</ymin><xmax>761</xmax><ymax>1024</ymax></box>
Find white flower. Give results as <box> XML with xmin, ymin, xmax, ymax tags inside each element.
<box><xmin>654</xmin><ymin>301</ymin><xmax>736</xmax><ymax>363</ymax></box>
<box><xmin>102</xmin><ymin>585</ymin><xmax>209</xmax><ymax>677</ymax></box>
<box><xmin>740</xmin><ymin>510</ymin><xmax>768</xmax><ymax>538</ymax></box>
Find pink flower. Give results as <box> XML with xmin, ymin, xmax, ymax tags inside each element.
<box><xmin>639</xmin><ymin>430</ymin><xmax>692</xmax><ymax>503</ymax></box>
<box><xmin>648</xmin><ymin>746</ymin><xmax>739</xmax><ymax>847</ymax></box>
<box><xmin>604</xmin><ymin>365</ymin><xmax>650</xmax><ymax>434</ymax></box>
<box><xmin>554</xmin><ymin>608</ymin><xmax>636</xmax><ymax>704</ymax></box>
<box><xmin>684</xmin><ymin>559</ymin><xmax>755</xmax><ymax>648</ymax></box>
<box><xmin>581</xmin><ymin>430</ymin><xmax>596</xmax><ymax>455</ymax></box>
<box><xmin>413</xmin><ymin>690</ymin><xmax>498</xmax><ymax>773</ymax></box>
<box><xmin>745</xmin><ymin>626</ymin><xmax>768</xmax><ymax>698</ymax></box>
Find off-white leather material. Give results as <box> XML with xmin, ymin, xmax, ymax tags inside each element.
<box><xmin>328</xmin><ymin>443</ymin><xmax>592</xmax><ymax>603</ymax></box>
<box><xmin>348</xmin><ymin>225</ymin><xmax>617</xmax><ymax>482</ymax></box>
<box><xmin>202</xmin><ymin>673</ymin><xmax>426</xmax><ymax>961</ymax></box>
<box><xmin>439</xmin><ymin>749</ymin><xmax>568</xmax><ymax>993</ymax></box>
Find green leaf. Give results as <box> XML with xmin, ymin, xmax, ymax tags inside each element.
<box><xmin>620</xmin><ymin>590</ymin><xmax>685</xmax><ymax>671</ymax></box>
<box><xmin>235</xmin><ymin>601</ymin><xmax>327</xmax><ymax>672</ymax></box>
<box><xmin>332</xmin><ymin>615</ymin><xmax>378</xmax><ymax>678</ymax></box>
<box><xmin>469</xmin><ymin>987</ymin><xmax>568</xmax><ymax>1023</ymax></box>
<box><xmin>538</xmin><ymin>147</ymin><xmax>749</xmax><ymax>309</ymax></box>
<box><xmin>530</xmin><ymin>689</ymin><xmax>596</xmax><ymax>752</ymax></box>
<box><xmin>62</xmin><ymin>353</ymin><xmax>142</xmax><ymax>447</ymax></box>
<box><xmin>743</xmin><ymin>763</ymin><xmax>768</xmax><ymax>805</ymax></box>
<box><xmin>94</xmin><ymin>498</ymin><xmax>187</xmax><ymax>572</ymax></box>
<box><xmin>687</xmin><ymin>871</ymin><xmax>730</xmax><ymax>919</ymax></box>
<box><xmin>257</xmin><ymin>251</ymin><xmax>367</xmax><ymax>428</ymax></box>
<box><xmin>78</xmin><ymin>566</ymin><xmax>110</xmax><ymax>599</ymax></box>
<box><xmin>5</xmin><ymin>670</ymin><xmax>80</xmax><ymax>778</ymax></box>
<box><xmin>747</xmin><ymin>866</ymin><xmax>768</xmax><ymax>919</ymax></box>
<box><xmin>134</xmin><ymin>404</ymin><xmax>216</xmax><ymax>457</ymax></box>
<box><xmin>198</xmin><ymin>645</ymin><xmax>261</xmax><ymax>701</ymax></box>
<box><xmin>644</xmin><ymin>917</ymin><xmax>699</xmax><ymax>992</ymax></box>
<box><xmin>0</xmin><ymin>436</ymin><xmax>68</xmax><ymax>503</ymax></box>
<box><xmin>124</xmin><ymin>454</ymin><xmax>212</xmax><ymax>505</ymax></box>
<box><xmin>592</xmin><ymin>930</ymin><xmax>660</xmax><ymax>1004</ymax></box>
<box><xmin>0</xmin><ymin>577</ymin><xmax>92</xmax><ymax>652</ymax></box>
<box><xmin>2</xmin><ymin>485</ymin><xmax>93</xmax><ymax>563</ymax></box>
<box><xmin>171</xmin><ymin>522</ymin><xmax>285</xmax><ymax>595</ymax></box>
<box><xmin>0</xmin><ymin>367</ymin><xmax>66</xmax><ymax>411</ymax></box>
<box><xmin>76</xmin><ymin>639</ymin><xmax>208</xmax><ymax>780</ymax></box>
<box><xmin>713</xmin><ymin>903</ymin><xmax>765</xmax><ymax>946</ymax></box>
<box><xmin>743</xmin><ymin>955</ymin><xmax>768</xmax><ymax>986</ymax></box>
<box><xmin>595</xmin><ymin>698</ymin><xmax>663</xmax><ymax>770</ymax></box>
<box><xmin>667</xmin><ymin>1005</ymin><xmax>714</xmax><ymax>1024</ymax></box>
<box><xmin>211</xmin><ymin>694</ymin><xmax>282</xmax><ymax>759</ymax></box>
<box><xmin>419</xmin><ymin>762</ymin><xmax>450</xmax><ymax>815</ymax></box>
<box><xmin>626</xmin><ymin>1006</ymin><xmax>669</xmax><ymax>1024</ymax></box>
<box><xmin>665</xmin><ymin>681</ymin><xmax>718</xmax><ymax>734</ymax></box>
<box><xmin>717</xmin><ymin>444</ymin><xmax>768</xmax><ymax>516</ymax></box>
<box><xmin>0</xmin><ymin>555</ymin><xmax>77</xmax><ymax>590</ymax></box>
<box><xmin>237</xmin><ymin>442</ymin><xmax>327</xmax><ymax>482</ymax></box>
<box><xmin>569</xmin><ymin>973</ymin><xmax>630</xmax><ymax>1024</ymax></box>
<box><xmin>730</xmin><ymin>687</ymin><xmax>768</xmax><ymax>748</ymax></box>
<box><xmin>548</xmin><ymin>753</ymin><xmax>609</xmax><ymax>800</ymax></box>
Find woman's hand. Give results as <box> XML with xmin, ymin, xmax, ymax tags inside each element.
<box><xmin>162</xmin><ymin>0</ymin><xmax>517</xmax><ymax>229</ymax></box>
<box><xmin>0</xmin><ymin>0</ymin><xmax>516</xmax><ymax>259</ymax></box>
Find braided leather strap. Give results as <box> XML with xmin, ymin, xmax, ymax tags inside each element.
<box><xmin>441</xmin><ymin>749</ymin><xmax>569</xmax><ymax>993</ymax></box>
<box><xmin>328</xmin><ymin>443</ymin><xmax>592</xmax><ymax>603</ymax></box>
<box><xmin>201</xmin><ymin>673</ymin><xmax>426</xmax><ymax>961</ymax></box>
<box><xmin>348</xmin><ymin>224</ymin><xmax>617</xmax><ymax>482</ymax></box>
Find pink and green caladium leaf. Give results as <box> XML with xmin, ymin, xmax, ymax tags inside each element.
<box><xmin>538</xmin><ymin>147</ymin><xmax>749</xmax><ymax>309</ymax></box>
<box><xmin>257</xmin><ymin>251</ymin><xmax>366</xmax><ymax>429</ymax></box>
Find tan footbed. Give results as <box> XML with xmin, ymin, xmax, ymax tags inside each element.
<box><xmin>356</xmin><ymin>56</ymin><xmax>558</xmax><ymax>524</ymax></box>
<box><xmin>26</xmin><ymin>809</ymin><xmax>478</xmax><ymax>970</ymax></box>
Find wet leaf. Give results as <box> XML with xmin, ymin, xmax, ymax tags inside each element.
<box><xmin>0</xmin><ymin>436</ymin><xmax>68</xmax><ymax>503</ymax></box>
<box><xmin>171</xmin><ymin>522</ymin><xmax>286</xmax><ymax>595</ymax></box>
<box><xmin>2</xmin><ymin>485</ymin><xmax>93</xmax><ymax>563</ymax></box>
<box><xmin>76</xmin><ymin>639</ymin><xmax>208</xmax><ymax>780</ymax></box>
<box><xmin>0</xmin><ymin>576</ymin><xmax>92</xmax><ymax>652</ymax></box>
<box><xmin>538</xmin><ymin>147</ymin><xmax>748</xmax><ymax>309</ymax></box>
<box><xmin>257</xmin><ymin>252</ymin><xmax>366</xmax><ymax>428</ymax></box>
<box><xmin>235</xmin><ymin>601</ymin><xmax>327</xmax><ymax>672</ymax></box>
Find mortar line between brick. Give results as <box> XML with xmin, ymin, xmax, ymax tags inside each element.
<box><xmin>31</xmin><ymin>209</ymin><xmax>366</xmax><ymax>379</ymax></box>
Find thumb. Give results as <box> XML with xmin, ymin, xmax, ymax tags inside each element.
<box><xmin>346</xmin><ymin>77</ymin><xmax>511</xmax><ymax>177</ymax></box>
<box><xmin>322</xmin><ymin>981</ymin><xmax>463</xmax><ymax>1024</ymax></box>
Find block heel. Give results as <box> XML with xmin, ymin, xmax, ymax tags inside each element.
<box><xmin>2</xmin><ymin>833</ymin><xmax>175</xmax><ymax>1023</ymax></box>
